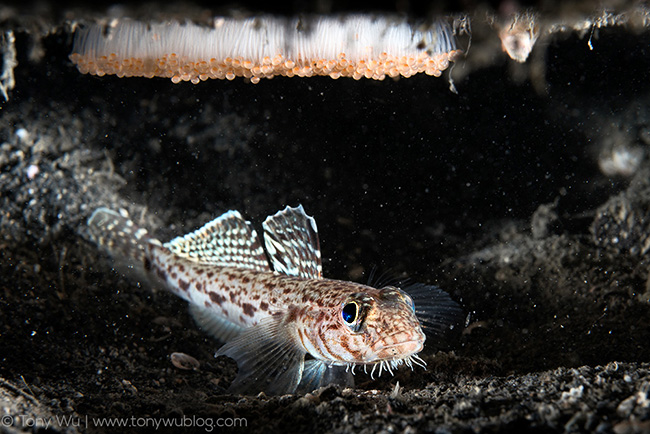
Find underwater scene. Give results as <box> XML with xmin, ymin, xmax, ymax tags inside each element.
<box><xmin>1</xmin><ymin>1</ymin><xmax>650</xmax><ymax>432</ymax></box>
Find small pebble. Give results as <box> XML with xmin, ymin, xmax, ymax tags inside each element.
<box><xmin>170</xmin><ymin>352</ymin><xmax>200</xmax><ymax>370</ymax></box>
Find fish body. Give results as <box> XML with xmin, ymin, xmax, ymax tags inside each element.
<box><xmin>87</xmin><ymin>205</ymin><xmax>463</xmax><ymax>395</ymax></box>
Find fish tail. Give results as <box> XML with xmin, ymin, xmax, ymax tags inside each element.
<box><xmin>87</xmin><ymin>207</ymin><xmax>158</xmax><ymax>265</ymax></box>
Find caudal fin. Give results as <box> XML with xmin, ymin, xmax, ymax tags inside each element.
<box><xmin>87</xmin><ymin>208</ymin><xmax>158</xmax><ymax>265</ymax></box>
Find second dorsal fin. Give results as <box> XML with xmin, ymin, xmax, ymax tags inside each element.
<box><xmin>262</xmin><ymin>205</ymin><xmax>323</xmax><ymax>279</ymax></box>
<box><xmin>164</xmin><ymin>210</ymin><xmax>271</xmax><ymax>272</ymax></box>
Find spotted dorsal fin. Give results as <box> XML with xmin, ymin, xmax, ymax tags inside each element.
<box><xmin>262</xmin><ymin>205</ymin><xmax>323</xmax><ymax>279</ymax></box>
<box><xmin>164</xmin><ymin>210</ymin><xmax>271</xmax><ymax>272</ymax></box>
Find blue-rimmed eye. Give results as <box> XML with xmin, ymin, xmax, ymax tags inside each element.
<box><xmin>342</xmin><ymin>302</ymin><xmax>358</xmax><ymax>324</ymax></box>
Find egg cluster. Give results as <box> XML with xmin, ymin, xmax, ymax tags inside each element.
<box><xmin>70</xmin><ymin>50</ymin><xmax>460</xmax><ymax>83</ymax></box>
<box><xmin>70</xmin><ymin>16</ymin><xmax>461</xmax><ymax>83</ymax></box>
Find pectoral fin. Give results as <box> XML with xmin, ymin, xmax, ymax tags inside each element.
<box><xmin>216</xmin><ymin>313</ymin><xmax>305</xmax><ymax>395</ymax></box>
<box><xmin>189</xmin><ymin>303</ymin><xmax>243</xmax><ymax>343</ymax></box>
<box><xmin>297</xmin><ymin>360</ymin><xmax>355</xmax><ymax>394</ymax></box>
<box><xmin>405</xmin><ymin>283</ymin><xmax>464</xmax><ymax>344</ymax></box>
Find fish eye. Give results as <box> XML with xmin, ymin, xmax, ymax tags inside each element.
<box><xmin>341</xmin><ymin>302</ymin><xmax>358</xmax><ymax>324</ymax></box>
<box><xmin>341</xmin><ymin>301</ymin><xmax>363</xmax><ymax>332</ymax></box>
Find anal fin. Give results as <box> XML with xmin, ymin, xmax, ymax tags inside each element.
<box><xmin>216</xmin><ymin>313</ymin><xmax>306</xmax><ymax>395</ymax></box>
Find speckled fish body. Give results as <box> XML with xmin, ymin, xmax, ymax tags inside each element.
<box><xmin>87</xmin><ymin>205</ymin><xmax>463</xmax><ymax>395</ymax></box>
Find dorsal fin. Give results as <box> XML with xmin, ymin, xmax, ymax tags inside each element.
<box><xmin>262</xmin><ymin>205</ymin><xmax>323</xmax><ymax>279</ymax></box>
<box><xmin>164</xmin><ymin>210</ymin><xmax>271</xmax><ymax>272</ymax></box>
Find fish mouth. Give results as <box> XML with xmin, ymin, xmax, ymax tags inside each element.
<box><xmin>372</xmin><ymin>339</ymin><xmax>424</xmax><ymax>360</ymax></box>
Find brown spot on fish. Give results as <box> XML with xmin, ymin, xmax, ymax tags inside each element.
<box><xmin>156</xmin><ymin>268</ymin><xmax>168</xmax><ymax>281</ymax></box>
<box><xmin>204</xmin><ymin>301</ymin><xmax>211</xmax><ymax>308</ymax></box>
<box><xmin>209</xmin><ymin>292</ymin><xmax>226</xmax><ymax>305</ymax></box>
<box><xmin>178</xmin><ymin>264</ymin><xmax>185</xmax><ymax>272</ymax></box>
<box><xmin>286</xmin><ymin>307</ymin><xmax>299</xmax><ymax>323</ymax></box>
<box><xmin>241</xmin><ymin>275</ymin><xmax>250</xmax><ymax>283</ymax></box>
<box><xmin>195</xmin><ymin>268</ymin><xmax>204</xmax><ymax>275</ymax></box>
<box><xmin>229</xmin><ymin>292</ymin><xmax>237</xmax><ymax>302</ymax></box>
<box><xmin>260</xmin><ymin>301</ymin><xmax>269</xmax><ymax>311</ymax></box>
<box><xmin>206</xmin><ymin>271</ymin><xmax>214</xmax><ymax>279</ymax></box>
<box><xmin>252</xmin><ymin>294</ymin><xmax>260</xmax><ymax>300</ymax></box>
<box><xmin>196</xmin><ymin>282</ymin><xmax>202</xmax><ymax>291</ymax></box>
<box><xmin>242</xmin><ymin>303</ymin><xmax>255</xmax><ymax>317</ymax></box>
<box><xmin>178</xmin><ymin>279</ymin><xmax>190</xmax><ymax>292</ymax></box>
<box><xmin>221</xmin><ymin>308</ymin><xmax>229</xmax><ymax>317</ymax></box>
<box><xmin>171</xmin><ymin>272</ymin><xmax>178</xmax><ymax>280</ymax></box>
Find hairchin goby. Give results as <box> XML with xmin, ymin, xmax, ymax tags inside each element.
<box><xmin>87</xmin><ymin>205</ymin><xmax>463</xmax><ymax>395</ymax></box>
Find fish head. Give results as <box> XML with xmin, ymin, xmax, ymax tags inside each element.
<box><xmin>313</xmin><ymin>285</ymin><xmax>426</xmax><ymax>367</ymax></box>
